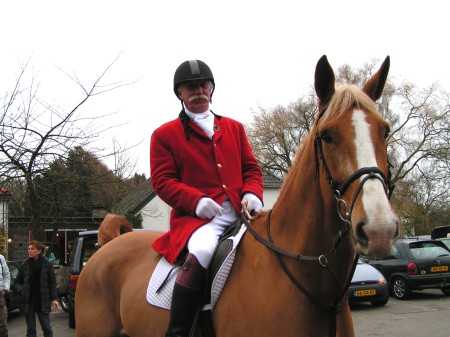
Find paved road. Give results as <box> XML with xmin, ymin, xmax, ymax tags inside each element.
<box><xmin>351</xmin><ymin>289</ymin><xmax>450</xmax><ymax>337</ymax></box>
<box><xmin>6</xmin><ymin>289</ymin><xmax>450</xmax><ymax>336</ymax></box>
<box><xmin>7</xmin><ymin>309</ymin><xmax>74</xmax><ymax>337</ymax></box>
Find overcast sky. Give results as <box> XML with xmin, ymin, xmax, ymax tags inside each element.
<box><xmin>1</xmin><ymin>1</ymin><xmax>448</xmax><ymax>176</ymax></box>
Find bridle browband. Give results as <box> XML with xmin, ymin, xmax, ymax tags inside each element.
<box><xmin>242</xmin><ymin>104</ymin><xmax>393</xmax><ymax>337</ymax></box>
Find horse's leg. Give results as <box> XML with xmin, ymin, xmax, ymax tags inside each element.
<box><xmin>336</xmin><ymin>304</ymin><xmax>355</xmax><ymax>337</ymax></box>
<box><xmin>119</xmin><ymin>268</ymin><xmax>170</xmax><ymax>336</ymax></box>
<box><xmin>75</xmin><ymin>274</ymin><xmax>123</xmax><ymax>337</ymax></box>
<box><xmin>75</xmin><ymin>246</ymin><xmax>127</xmax><ymax>336</ymax></box>
<box><xmin>76</xmin><ymin>231</ymin><xmax>169</xmax><ymax>336</ymax></box>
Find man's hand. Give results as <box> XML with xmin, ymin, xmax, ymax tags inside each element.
<box><xmin>242</xmin><ymin>193</ymin><xmax>263</xmax><ymax>214</ymax></box>
<box><xmin>195</xmin><ymin>198</ymin><xmax>224</xmax><ymax>219</ymax></box>
<box><xmin>52</xmin><ymin>299</ymin><xmax>61</xmax><ymax>310</ymax></box>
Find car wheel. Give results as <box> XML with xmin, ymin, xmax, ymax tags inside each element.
<box><xmin>442</xmin><ymin>288</ymin><xmax>450</xmax><ymax>296</ymax></box>
<box><xmin>390</xmin><ymin>277</ymin><xmax>411</xmax><ymax>300</ymax></box>
<box><xmin>60</xmin><ymin>296</ymin><xmax>69</xmax><ymax>312</ymax></box>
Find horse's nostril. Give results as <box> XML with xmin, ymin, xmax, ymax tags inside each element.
<box><xmin>356</xmin><ymin>222</ymin><xmax>369</xmax><ymax>247</ymax></box>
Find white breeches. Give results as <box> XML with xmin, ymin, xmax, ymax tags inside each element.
<box><xmin>187</xmin><ymin>200</ymin><xmax>239</xmax><ymax>268</ymax></box>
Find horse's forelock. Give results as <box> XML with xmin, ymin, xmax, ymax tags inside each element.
<box><xmin>278</xmin><ymin>85</ymin><xmax>380</xmax><ymax>199</ymax></box>
<box><xmin>318</xmin><ymin>85</ymin><xmax>380</xmax><ymax>126</ymax></box>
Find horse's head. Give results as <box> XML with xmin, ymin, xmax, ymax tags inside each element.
<box><xmin>314</xmin><ymin>55</ymin><xmax>398</xmax><ymax>257</ymax></box>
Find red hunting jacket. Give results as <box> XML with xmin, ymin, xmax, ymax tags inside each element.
<box><xmin>150</xmin><ymin>111</ymin><xmax>264</xmax><ymax>264</ymax></box>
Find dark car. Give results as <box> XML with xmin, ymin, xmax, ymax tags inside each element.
<box><xmin>67</xmin><ymin>230</ymin><xmax>99</xmax><ymax>328</ymax></box>
<box><xmin>431</xmin><ymin>225</ymin><xmax>450</xmax><ymax>240</ymax></box>
<box><xmin>348</xmin><ymin>258</ymin><xmax>389</xmax><ymax>306</ymax></box>
<box><xmin>366</xmin><ymin>238</ymin><xmax>450</xmax><ymax>299</ymax></box>
<box><xmin>5</xmin><ymin>261</ymin><xmax>21</xmax><ymax>313</ymax></box>
<box><xmin>430</xmin><ymin>225</ymin><xmax>450</xmax><ymax>253</ymax></box>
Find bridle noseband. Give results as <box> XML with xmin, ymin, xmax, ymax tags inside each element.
<box><xmin>243</xmin><ymin>105</ymin><xmax>393</xmax><ymax>337</ymax></box>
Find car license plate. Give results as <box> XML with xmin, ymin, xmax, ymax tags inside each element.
<box><xmin>354</xmin><ymin>289</ymin><xmax>376</xmax><ymax>297</ymax></box>
<box><xmin>431</xmin><ymin>266</ymin><xmax>448</xmax><ymax>272</ymax></box>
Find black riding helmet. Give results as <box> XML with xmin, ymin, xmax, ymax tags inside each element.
<box><xmin>173</xmin><ymin>60</ymin><xmax>215</xmax><ymax>100</ymax></box>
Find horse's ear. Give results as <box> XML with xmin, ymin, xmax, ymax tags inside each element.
<box><xmin>363</xmin><ymin>56</ymin><xmax>390</xmax><ymax>101</ymax></box>
<box><xmin>314</xmin><ymin>55</ymin><xmax>335</xmax><ymax>106</ymax></box>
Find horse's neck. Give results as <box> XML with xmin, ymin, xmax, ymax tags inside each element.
<box><xmin>268</xmin><ymin>147</ymin><xmax>355</xmax><ymax>271</ymax></box>
<box><xmin>217</xmin><ymin>151</ymin><xmax>355</xmax><ymax>334</ymax></box>
<box><xmin>270</xmin><ymin>150</ymin><xmax>331</xmax><ymax>254</ymax></box>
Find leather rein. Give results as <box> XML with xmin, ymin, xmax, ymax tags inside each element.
<box><xmin>242</xmin><ymin>106</ymin><xmax>392</xmax><ymax>337</ymax></box>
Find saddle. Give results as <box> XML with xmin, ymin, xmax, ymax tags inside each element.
<box><xmin>146</xmin><ymin>221</ymin><xmax>245</xmax><ymax>337</ymax></box>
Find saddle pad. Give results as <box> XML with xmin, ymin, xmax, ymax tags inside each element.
<box><xmin>146</xmin><ymin>225</ymin><xmax>247</xmax><ymax>310</ymax></box>
<box><xmin>146</xmin><ymin>256</ymin><xmax>180</xmax><ymax>309</ymax></box>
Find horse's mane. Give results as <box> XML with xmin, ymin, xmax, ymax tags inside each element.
<box><xmin>277</xmin><ymin>84</ymin><xmax>381</xmax><ymax>198</ymax></box>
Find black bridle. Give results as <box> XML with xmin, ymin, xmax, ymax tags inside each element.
<box><xmin>314</xmin><ymin>132</ymin><xmax>390</xmax><ymax>225</ymax></box>
<box><xmin>243</xmin><ymin>105</ymin><xmax>393</xmax><ymax>337</ymax></box>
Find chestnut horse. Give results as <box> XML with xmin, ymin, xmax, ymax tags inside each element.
<box><xmin>75</xmin><ymin>55</ymin><xmax>398</xmax><ymax>337</ymax></box>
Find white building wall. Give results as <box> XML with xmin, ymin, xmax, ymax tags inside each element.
<box><xmin>140</xmin><ymin>197</ymin><xmax>171</xmax><ymax>232</ymax></box>
<box><xmin>262</xmin><ymin>189</ymin><xmax>279</xmax><ymax>211</ymax></box>
<box><xmin>141</xmin><ymin>188</ymin><xmax>280</xmax><ymax>232</ymax></box>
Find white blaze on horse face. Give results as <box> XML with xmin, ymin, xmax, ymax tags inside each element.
<box><xmin>351</xmin><ymin>109</ymin><xmax>395</xmax><ymax>231</ymax></box>
<box><xmin>352</xmin><ymin>109</ymin><xmax>379</xmax><ymax>169</ymax></box>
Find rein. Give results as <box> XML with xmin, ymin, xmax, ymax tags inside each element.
<box><xmin>241</xmin><ymin>208</ymin><xmax>357</xmax><ymax>337</ymax></box>
<box><xmin>242</xmin><ymin>105</ymin><xmax>392</xmax><ymax>337</ymax></box>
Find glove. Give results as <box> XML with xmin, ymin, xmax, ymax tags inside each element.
<box><xmin>195</xmin><ymin>197</ymin><xmax>224</xmax><ymax>220</ymax></box>
<box><xmin>242</xmin><ymin>193</ymin><xmax>263</xmax><ymax>214</ymax></box>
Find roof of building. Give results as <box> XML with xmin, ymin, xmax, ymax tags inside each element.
<box><xmin>117</xmin><ymin>169</ymin><xmax>282</xmax><ymax>214</ymax></box>
<box><xmin>116</xmin><ymin>179</ymin><xmax>155</xmax><ymax>214</ymax></box>
<box><xmin>262</xmin><ymin>169</ymin><xmax>283</xmax><ymax>188</ymax></box>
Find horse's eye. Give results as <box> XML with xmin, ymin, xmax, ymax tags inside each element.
<box><xmin>320</xmin><ymin>131</ymin><xmax>332</xmax><ymax>144</ymax></box>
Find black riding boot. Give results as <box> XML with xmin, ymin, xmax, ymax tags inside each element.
<box><xmin>165</xmin><ymin>253</ymin><xmax>206</xmax><ymax>337</ymax></box>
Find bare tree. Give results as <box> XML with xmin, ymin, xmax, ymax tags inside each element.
<box><xmin>246</xmin><ymin>59</ymin><xmax>450</xmax><ymax>236</ymax></box>
<box><xmin>246</xmin><ymin>90</ymin><xmax>317</xmax><ymax>177</ymax></box>
<box><xmin>0</xmin><ymin>55</ymin><xmax>136</xmax><ymax>232</ymax></box>
<box><xmin>388</xmin><ymin>82</ymin><xmax>450</xmax><ymax>234</ymax></box>
<box><xmin>105</xmin><ymin>137</ymin><xmax>140</xmax><ymax>209</ymax></box>
<box><xmin>393</xmin><ymin>168</ymin><xmax>449</xmax><ymax>236</ymax></box>
<box><xmin>388</xmin><ymin>82</ymin><xmax>450</xmax><ymax>185</ymax></box>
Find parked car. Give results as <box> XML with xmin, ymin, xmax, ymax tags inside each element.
<box><xmin>348</xmin><ymin>257</ymin><xmax>389</xmax><ymax>306</ymax></box>
<box><xmin>67</xmin><ymin>230</ymin><xmax>99</xmax><ymax>328</ymax></box>
<box><xmin>431</xmin><ymin>225</ymin><xmax>450</xmax><ymax>240</ymax></box>
<box><xmin>42</xmin><ymin>242</ymin><xmax>69</xmax><ymax>312</ymax></box>
<box><xmin>5</xmin><ymin>261</ymin><xmax>21</xmax><ymax>313</ymax></box>
<box><xmin>430</xmin><ymin>225</ymin><xmax>450</xmax><ymax>252</ymax></box>
<box><xmin>436</xmin><ymin>237</ymin><xmax>450</xmax><ymax>250</ymax></box>
<box><xmin>366</xmin><ymin>238</ymin><xmax>450</xmax><ymax>299</ymax></box>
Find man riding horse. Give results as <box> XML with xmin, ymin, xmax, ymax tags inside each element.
<box><xmin>149</xmin><ymin>59</ymin><xmax>264</xmax><ymax>337</ymax></box>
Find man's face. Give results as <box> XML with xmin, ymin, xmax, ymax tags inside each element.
<box><xmin>178</xmin><ymin>80</ymin><xmax>212</xmax><ymax>113</ymax></box>
<box><xmin>28</xmin><ymin>245</ymin><xmax>41</xmax><ymax>260</ymax></box>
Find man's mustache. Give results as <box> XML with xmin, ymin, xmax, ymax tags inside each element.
<box><xmin>188</xmin><ymin>94</ymin><xmax>209</xmax><ymax>103</ymax></box>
